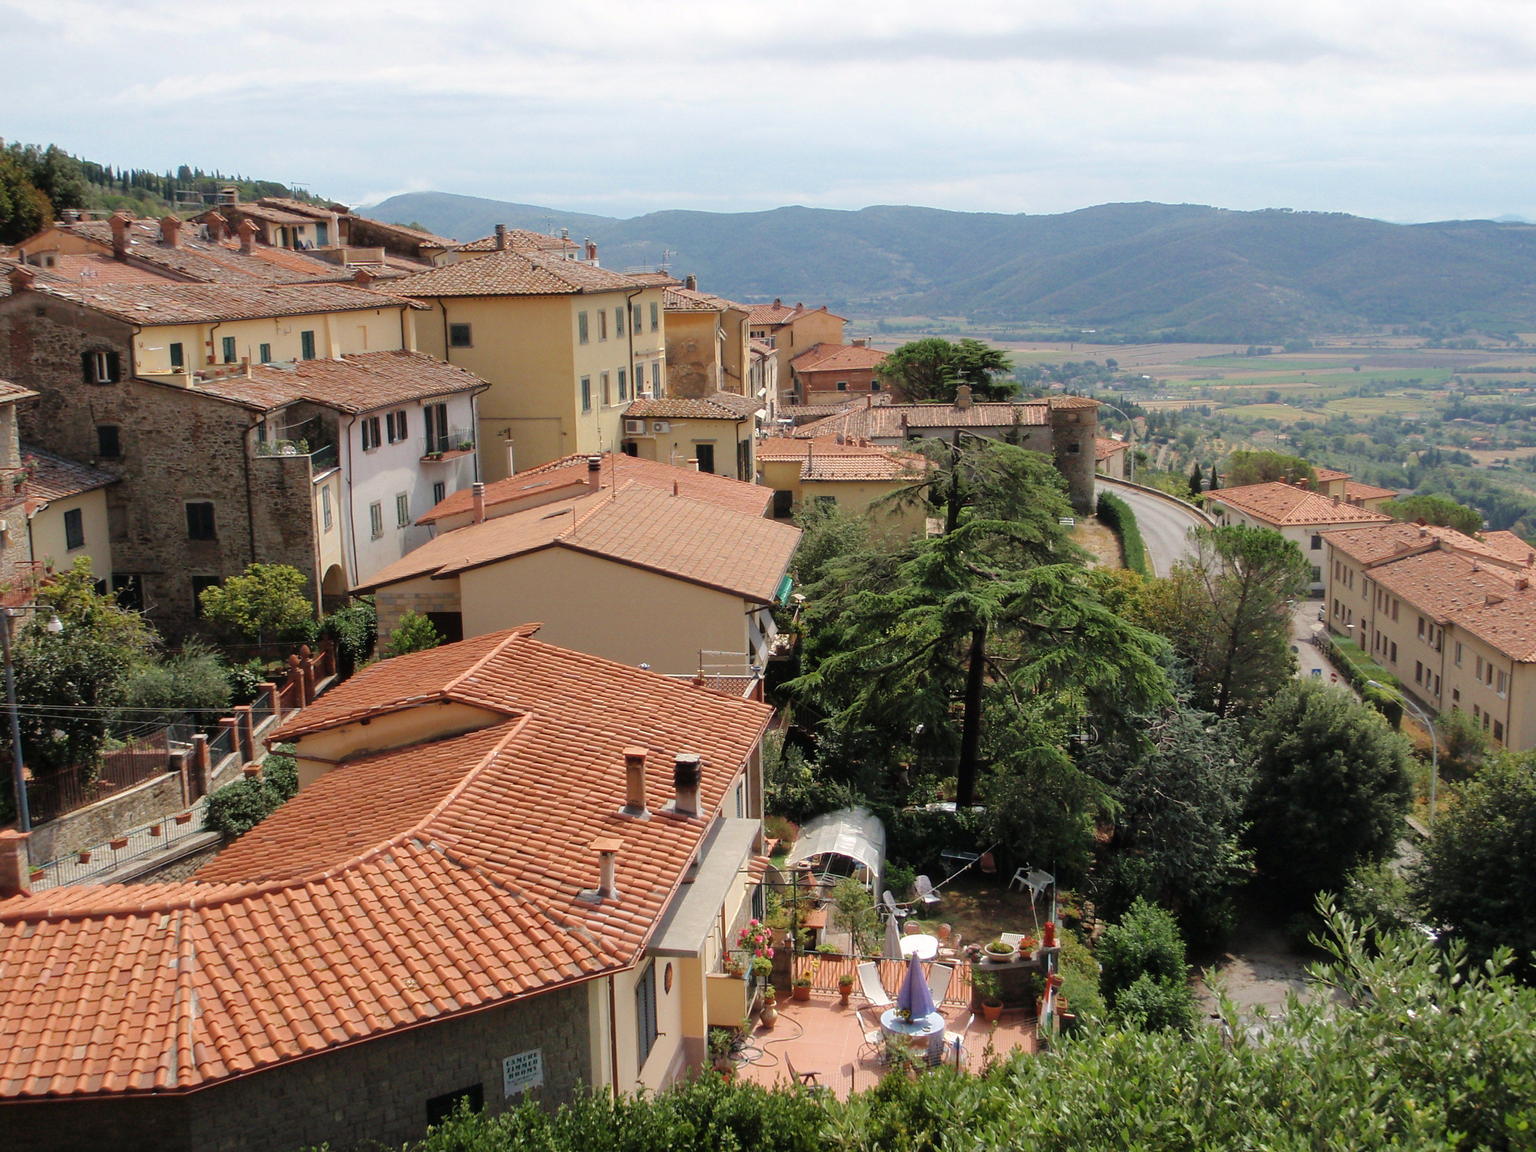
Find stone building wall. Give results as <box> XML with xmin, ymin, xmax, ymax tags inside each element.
<box><xmin>0</xmin><ymin>980</ymin><xmax>595</xmax><ymax>1152</ymax></box>
<box><xmin>0</xmin><ymin>292</ymin><xmax>318</xmax><ymax>635</ymax></box>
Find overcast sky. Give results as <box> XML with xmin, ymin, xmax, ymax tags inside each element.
<box><xmin>4</xmin><ymin>0</ymin><xmax>1533</xmax><ymax>222</ymax></box>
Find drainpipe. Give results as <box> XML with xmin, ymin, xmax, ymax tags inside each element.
<box><xmin>625</xmin><ymin>288</ymin><xmax>642</xmax><ymax>401</ymax></box>
<box><xmin>607</xmin><ymin>975</ymin><xmax>621</xmax><ymax>1093</ymax></box>
<box><xmin>241</xmin><ymin>417</ymin><xmax>260</xmax><ymax>570</ymax></box>
<box><xmin>343</xmin><ymin>412</ymin><xmax>361</xmax><ymax>582</ymax></box>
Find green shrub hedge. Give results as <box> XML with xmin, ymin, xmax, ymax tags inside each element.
<box><xmin>1095</xmin><ymin>491</ymin><xmax>1148</xmax><ymax>575</ymax></box>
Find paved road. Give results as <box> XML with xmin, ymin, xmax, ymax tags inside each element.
<box><xmin>1098</xmin><ymin>478</ymin><xmax>1209</xmax><ymax>576</ymax></box>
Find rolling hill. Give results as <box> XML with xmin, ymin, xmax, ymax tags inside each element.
<box><xmin>362</xmin><ymin>192</ymin><xmax>1536</xmax><ymax>342</ymax></box>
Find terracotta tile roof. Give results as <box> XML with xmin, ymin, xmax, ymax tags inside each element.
<box><xmin>1446</xmin><ymin>591</ymin><xmax>1536</xmax><ymax>662</ymax></box>
<box><xmin>0</xmin><ymin>379</ymin><xmax>38</xmax><ymax>404</ymax></box>
<box><xmin>1095</xmin><ymin>437</ymin><xmax>1131</xmax><ymax>461</ymax></box>
<box><xmin>350</xmin><ymin>216</ymin><xmax>457</xmax><ymax>248</ymax></box>
<box><xmin>758</xmin><ymin>436</ymin><xmax>928</xmax><ymax>482</ymax></box>
<box><xmin>21</xmin><ymin>281</ymin><xmax>417</xmax><ymax>326</ymax></box>
<box><xmin>624</xmin><ymin>392</ymin><xmax>760</xmax><ymax>420</ymax></box>
<box><xmin>453</xmin><ymin>229</ymin><xmax>581</xmax><ymax>254</ymax></box>
<box><xmin>0</xmin><ymin>627</ymin><xmax>772</xmax><ymax>1099</ymax></box>
<box><xmin>1369</xmin><ymin>549</ymin><xmax>1524</xmax><ymax>622</ymax></box>
<box><xmin>1314</xmin><ymin>466</ymin><xmax>1352</xmax><ymax>482</ymax></box>
<box><xmin>792</xmin><ymin>399</ymin><xmax>1052</xmax><ymax>440</ymax></box>
<box><xmin>1344</xmin><ymin>480</ymin><xmax>1399</xmax><ymax>501</ymax></box>
<box><xmin>250</xmin><ymin>197</ymin><xmax>336</xmax><ymax>220</ymax></box>
<box><xmin>626</xmin><ymin>272</ymin><xmax>682</xmax><ymax>287</ymax></box>
<box><xmin>57</xmin><ymin>218</ymin><xmax>365</xmax><ymax>285</ymax></box>
<box><xmin>365</xmin><ymin>483</ymin><xmax>799</xmax><ymax>602</ymax></box>
<box><xmin>184</xmin><ymin>350</ymin><xmax>486</xmax><ymax>414</ymax></box>
<box><xmin>789</xmin><ymin>342</ymin><xmax>888</xmax><ymax>372</ymax></box>
<box><xmin>664</xmin><ymin>286</ymin><xmax>733</xmax><ymax>312</ymax></box>
<box><xmin>392</xmin><ymin>249</ymin><xmax>645</xmax><ymax>298</ymax></box>
<box><xmin>20</xmin><ymin>445</ymin><xmax>116</xmax><ymax>503</ymax></box>
<box><xmin>1208</xmin><ymin>482</ymin><xmax>1394</xmax><ymax>528</ymax></box>
<box><xmin>30</xmin><ymin>252</ymin><xmax>180</xmax><ymax>286</ymax></box>
<box><xmin>1323</xmin><ymin>522</ymin><xmax>1525</xmax><ymax>568</ymax></box>
<box><xmin>419</xmin><ymin>452</ymin><xmax>771</xmax><ymax>524</ymax></box>
<box><xmin>745</xmin><ymin>301</ymin><xmax>847</xmax><ymax>327</ymax></box>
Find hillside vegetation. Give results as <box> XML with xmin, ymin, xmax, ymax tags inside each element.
<box><xmin>364</xmin><ymin>191</ymin><xmax>1536</xmax><ymax>343</ymax></box>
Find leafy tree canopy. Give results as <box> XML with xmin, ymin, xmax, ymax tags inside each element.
<box><xmin>1222</xmin><ymin>449</ymin><xmax>1316</xmax><ymax>487</ymax></box>
<box><xmin>876</xmin><ymin>337</ymin><xmax>1013</xmax><ymax>402</ymax></box>
<box><xmin>199</xmin><ymin>563</ymin><xmax>314</xmax><ymax>647</ymax></box>
<box><xmin>382</xmin><ymin>611</ymin><xmax>443</xmax><ymax>659</ymax></box>
<box><xmin>1244</xmin><ymin>681</ymin><xmax>1413</xmax><ymax>903</ymax></box>
<box><xmin>1383</xmin><ymin>492</ymin><xmax>1483</xmax><ymax>536</ymax></box>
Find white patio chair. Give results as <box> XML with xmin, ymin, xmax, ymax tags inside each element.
<box><xmin>1008</xmin><ymin>867</ymin><xmax>1029</xmax><ymax>892</ymax></box>
<box><xmin>937</xmin><ymin>1012</ymin><xmax>976</xmax><ymax>1068</ymax></box>
<box><xmin>854</xmin><ymin>1008</ymin><xmax>884</xmax><ymax>1063</ymax></box>
<box><xmin>926</xmin><ymin>961</ymin><xmax>954</xmax><ymax>1008</ymax></box>
<box><xmin>856</xmin><ymin>960</ymin><xmax>893</xmax><ymax>1008</ymax></box>
<box><xmin>915</xmin><ymin>874</ymin><xmax>941</xmax><ymax>908</ymax></box>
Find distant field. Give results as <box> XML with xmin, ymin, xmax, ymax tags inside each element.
<box><xmin>1215</xmin><ymin>404</ymin><xmax>1314</xmax><ymax>423</ymax></box>
<box><xmin>1323</xmin><ymin>394</ymin><xmax>1437</xmax><ymax>417</ymax></box>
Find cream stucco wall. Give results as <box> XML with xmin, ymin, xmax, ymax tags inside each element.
<box><xmin>456</xmin><ymin>548</ymin><xmax>750</xmax><ymax>675</ymax></box>
<box><xmin>284</xmin><ymin>700</ymin><xmax>506</xmax><ymax>789</ymax></box>
<box><xmin>624</xmin><ymin>416</ymin><xmax>755</xmax><ymax>481</ymax></box>
<box><xmin>413</xmin><ymin>288</ymin><xmax>667</xmax><ymax>481</ymax></box>
<box><xmin>28</xmin><ymin>489</ymin><xmax>111</xmax><ymax>583</ymax></box>
<box><xmin>131</xmin><ymin>307</ymin><xmax>410</xmax><ymax>376</ymax></box>
<box><xmin>759</xmin><ymin>459</ymin><xmax>925</xmax><ymax>538</ymax></box>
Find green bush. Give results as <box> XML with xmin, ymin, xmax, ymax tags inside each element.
<box><xmin>1112</xmin><ymin>970</ymin><xmax>1196</xmax><ymax>1033</ymax></box>
<box><xmin>1096</xmin><ymin>898</ymin><xmax>1195</xmax><ymax>1033</ymax></box>
<box><xmin>116</xmin><ymin>642</ymin><xmax>231</xmax><ymax>732</ymax></box>
<box><xmin>204</xmin><ymin>748</ymin><xmax>299</xmax><ymax>838</ymax></box>
<box><xmin>381</xmin><ymin>611</ymin><xmax>442</xmax><ymax>659</ymax></box>
<box><xmin>322</xmin><ymin>597</ymin><xmax>377</xmax><ymax>676</ymax></box>
<box><xmin>1095</xmin><ymin>491</ymin><xmax>1148</xmax><ymax>575</ymax></box>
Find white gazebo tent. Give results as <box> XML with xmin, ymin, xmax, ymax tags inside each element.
<box><xmin>784</xmin><ymin>805</ymin><xmax>886</xmax><ymax>894</ymax></box>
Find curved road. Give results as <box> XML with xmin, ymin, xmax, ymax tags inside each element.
<box><xmin>1097</xmin><ymin>478</ymin><xmax>1211</xmax><ymax>576</ymax></box>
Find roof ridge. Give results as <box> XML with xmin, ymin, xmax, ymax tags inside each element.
<box><xmin>442</xmin><ymin>626</ymin><xmax>540</xmax><ymax>697</ymax></box>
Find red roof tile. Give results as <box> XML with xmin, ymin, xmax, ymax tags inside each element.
<box><xmin>1209</xmin><ymin>482</ymin><xmax>1394</xmax><ymax>527</ymax></box>
<box><xmin>789</xmin><ymin>343</ymin><xmax>887</xmax><ymax>373</ymax></box>
<box><xmin>0</xmin><ymin>628</ymin><xmax>772</xmax><ymax>1099</ymax></box>
<box><xmin>793</xmin><ymin>399</ymin><xmax>1054</xmax><ymax>440</ymax></box>
<box><xmin>624</xmin><ymin>392</ymin><xmax>760</xmax><ymax>420</ymax></box>
<box><xmin>20</xmin><ymin>445</ymin><xmax>116</xmax><ymax>502</ymax></box>
<box><xmin>758</xmin><ymin>436</ymin><xmax>927</xmax><ymax>482</ymax></box>
<box><xmin>184</xmin><ymin>350</ymin><xmax>486</xmax><ymax>414</ymax></box>
<box><xmin>393</xmin><ymin>249</ymin><xmax>646</xmax><ymax>297</ymax></box>
<box><xmin>17</xmin><ymin>281</ymin><xmax>417</xmax><ymax>326</ymax></box>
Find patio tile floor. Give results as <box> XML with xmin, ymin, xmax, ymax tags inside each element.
<box><xmin>733</xmin><ymin>991</ymin><xmax>1036</xmax><ymax>1099</ymax></box>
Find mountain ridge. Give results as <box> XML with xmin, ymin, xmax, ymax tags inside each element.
<box><xmin>361</xmin><ymin>191</ymin><xmax>1536</xmax><ymax>341</ymax></box>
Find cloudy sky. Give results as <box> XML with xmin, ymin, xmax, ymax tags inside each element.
<box><xmin>4</xmin><ymin>0</ymin><xmax>1533</xmax><ymax>222</ymax></box>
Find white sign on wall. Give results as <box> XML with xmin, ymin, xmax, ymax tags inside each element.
<box><xmin>503</xmin><ymin>1049</ymin><xmax>544</xmax><ymax>1097</ymax></box>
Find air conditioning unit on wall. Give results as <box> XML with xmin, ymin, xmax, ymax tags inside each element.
<box><xmin>624</xmin><ymin>419</ymin><xmax>646</xmax><ymax>435</ymax></box>
<box><xmin>652</xmin><ymin>421</ymin><xmax>671</xmax><ymax>434</ymax></box>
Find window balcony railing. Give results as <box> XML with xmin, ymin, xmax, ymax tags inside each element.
<box><xmin>255</xmin><ymin>439</ymin><xmax>338</xmax><ymax>471</ymax></box>
<box><xmin>423</xmin><ymin>427</ymin><xmax>475</xmax><ymax>459</ymax></box>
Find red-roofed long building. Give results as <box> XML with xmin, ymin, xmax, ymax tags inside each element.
<box><xmin>1207</xmin><ymin>480</ymin><xmax>1393</xmax><ymax>592</ymax></box>
<box><xmin>1323</xmin><ymin>521</ymin><xmax>1536</xmax><ymax>749</ymax></box>
<box><xmin>0</xmin><ymin>626</ymin><xmax>775</xmax><ymax>1152</ymax></box>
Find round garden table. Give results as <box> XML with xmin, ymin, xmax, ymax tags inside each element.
<box><xmin>880</xmin><ymin>1008</ymin><xmax>945</xmax><ymax>1043</ymax></box>
<box><xmin>899</xmin><ymin>934</ymin><xmax>939</xmax><ymax>960</ymax></box>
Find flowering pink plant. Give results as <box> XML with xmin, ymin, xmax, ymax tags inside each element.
<box><xmin>737</xmin><ymin>919</ymin><xmax>775</xmax><ymax>958</ymax></box>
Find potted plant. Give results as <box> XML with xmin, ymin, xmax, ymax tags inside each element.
<box><xmin>1016</xmin><ymin>935</ymin><xmax>1038</xmax><ymax>962</ymax></box>
<box><xmin>109</xmin><ymin>837</ymin><xmax>128</xmax><ymax>850</ymax></box>
<box><xmin>28</xmin><ymin>866</ymin><xmax>44</xmax><ymax>884</ymax></box>
<box><xmin>458</xmin><ymin>440</ymin><xmax>475</xmax><ymax>452</ymax></box>
<box><xmin>975</xmin><ymin>971</ymin><xmax>1004</xmax><ymax>1022</ymax></box>
<box><xmin>708</xmin><ymin>1027</ymin><xmax>736</xmax><ymax>1077</ymax></box>
<box><xmin>837</xmin><ymin>970</ymin><xmax>855</xmax><ymax>1004</ymax></box>
<box><xmin>750</xmin><ymin>955</ymin><xmax>772</xmax><ymax>983</ymax></box>
<box><xmin>791</xmin><ymin>973</ymin><xmax>813</xmax><ymax>1002</ymax></box>
<box><xmin>76</xmin><ymin>850</ymin><xmax>91</xmax><ymax>865</ymax></box>
<box><xmin>759</xmin><ymin>986</ymin><xmax>778</xmax><ymax>1029</ymax></box>
<box><xmin>148</xmin><ymin>823</ymin><xmax>162</xmax><ymax>838</ymax></box>
<box><xmin>983</xmin><ymin>938</ymin><xmax>1016</xmax><ymax>964</ymax></box>
<box><xmin>174</xmin><ymin>812</ymin><xmax>193</xmax><ymax>825</ymax></box>
<box><xmin>722</xmin><ymin>952</ymin><xmax>745</xmax><ymax>978</ymax></box>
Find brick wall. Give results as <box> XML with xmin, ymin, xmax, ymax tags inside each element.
<box><xmin>0</xmin><ymin>293</ymin><xmax>319</xmax><ymax>636</ymax></box>
<box><xmin>375</xmin><ymin>584</ymin><xmax>464</xmax><ymax>641</ymax></box>
<box><xmin>1</xmin><ymin>981</ymin><xmax>594</xmax><ymax>1152</ymax></box>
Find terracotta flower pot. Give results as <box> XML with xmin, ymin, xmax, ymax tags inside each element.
<box><xmin>792</xmin><ymin>984</ymin><xmax>811</xmax><ymax>1001</ymax></box>
<box><xmin>174</xmin><ymin>813</ymin><xmax>192</xmax><ymax>825</ymax></box>
<box><xmin>77</xmin><ymin>851</ymin><xmax>91</xmax><ymax>865</ymax></box>
<box><xmin>149</xmin><ymin>824</ymin><xmax>162</xmax><ymax>837</ymax></box>
<box><xmin>109</xmin><ymin>838</ymin><xmax>128</xmax><ymax>850</ymax></box>
<box><xmin>982</xmin><ymin>1001</ymin><xmax>1003</xmax><ymax>1023</ymax></box>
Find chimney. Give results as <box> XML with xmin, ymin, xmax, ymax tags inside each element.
<box><xmin>587</xmin><ymin>454</ymin><xmax>602</xmax><ymax>492</ymax></box>
<box><xmin>672</xmin><ymin>479</ymin><xmax>680</xmax><ymax>497</ymax></box>
<box><xmin>353</xmin><ymin>267</ymin><xmax>376</xmax><ymax>288</ymax></box>
<box><xmin>688</xmin><ymin>457</ymin><xmax>700</xmax><ymax>472</ymax></box>
<box><xmin>0</xmin><ymin>830</ymin><xmax>31</xmax><ymax>898</ymax></box>
<box><xmin>109</xmin><ymin>211</ymin><xmax>131</xmax><ymax>260</ymax></box>
<box><xmin>205</xmin><ymin>211</ymin><xmax>228</xmax><ymax>243</ymax></box>
<box><xmin>159</xmin><ymin>215</ymin><xmax>181</xmax><ymax>247</ymax></box>
<box><xmin>773</xmin><ymin>298</ymin><xmax>782</xmax><ymax>308</ymax></box>
<box><xmin>1486</xmin><ymin>592</ymin><xmax>1504</xmax><ymax>606</ymax></box>
<box><xmin>955</xmin><ymin>384</ymin><xmax>973</xmax><ymax>410</ymax></box>
<box><xmin>237</xmin><ymin>218</ymin><xmax>258</xmax><ymax>255</ymax></box>
<box><xmin>622</xmin><ymin>746</ymin><xmax>649</xmax><ymax>816</ymax></box>
<box><xmin>495</xmin><ymin>223</ymin><xmax>508</xmax><ymax>251</ymax></box>
<box><xmin>585</xmin><ymin>240</ymin><xmax>598</xmax><ymax>263</ymax></box>
<box><xmin>672</xmin><ymin>753</ymin><xmax>701</xmax><ymax>817</ymax></box>
<box><xmin>7</xmin><ymin>265</ymin><xmax>35</xmax><ymax>294</ymax></box>
<box><xmin>590</xmin><ymin>837</ymin><xmax>622</xmax><ymax>901</ymax></box>
<box><xmin>852</xmin><ymin>338</ymin><xmax>867</xmax><ymax>348</ymax></box>
<box><xmin>684</xmin><ymin>274</ymin><xmax>697</xmax><ymax>291</ymax></box>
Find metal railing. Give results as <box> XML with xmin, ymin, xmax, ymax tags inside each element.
<box><xmin>36</xmin><ymin>807</ymin><xmax>206</xmax><ymax>888</ymax></box>
<box><xmin>790</xmin><ymin>951</ymin><xmax>973</xmax><ymax>1006</ymax></box>
<box><xmin>423</xmin><ymin>426</ymin><xmax>475</xmax><ymax>456</ymax></box>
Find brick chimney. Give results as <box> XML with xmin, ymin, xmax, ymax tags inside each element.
<box><xmin>687</xmin><ymin>457</ymin><xmax>701</xmax><ymax>471</ymax></box>
<box><xmin>622</xmin><ymin>746</ymin><xmax>649</xmax><ymax>816</ymax></box>
<box><xmin>109</xmin><ymin>211</ymin><xmax>131</xmax><ymax>260</ymax></box>
<box><xmin>471</xmin><ymin>481</ymin><xmax>486</xmax><ymax>523</ymax></box>
<box><xmin>159</xmin><ymin>215</ymin><xmax>181</xmax><ymax>247</ymax></box>
<box><xmin>1516</xmin><ymin>576</ymin><xmax>1530</xmax><ymax>591</ymax></box>
<box><xmin>852</xmin><ymin>338</ymin><xmax>867</xmax><ymax>348</ymax></box>
<box><xmin>495</xmin><ymin>223</ymin><xmax>508</xmax><ymax>251</ymax></box>
<box><xmin>685</xmin><ymin>274</ymin><xmax>697</xmax><ymax>291</ymax></box>
<box><xmin>205</xmin><ymin>211</ymin><xmax>228</xmax><ymax>243</ymax></box>
<box><xmin>237</xmin><ymin>218</ymin><xmax>258</xmax><ymax>255</ymax></box>
<box><xmin>587</xmin><ymin>455</ymin><xmax>603</xmax><ymax>492</ymax></box>
<box><xmin>591</xmin><ymin>837</ymin><xmax>622</xmax><ymax>900</ymax></box>
<box><xmin>0</xmin><ymin>830</ymin><xmax>32</xmax><ymax>898</ymax></box>
<box><xmin>672</xmin><ymin>753</ymin><xmax>701</xmax><ymax>817</ymax></box>
<box><xmin>353</xmin><ymin>268</ymin><xmax>376</xmax><ymax>288</ymax></box>
<box><xmin>7</xmin><ymin>265</ymin><xmax>36</xmax><ymax>294</ymax></box>
<box><xmin>585</xmin><ymin>239</ymin><xmax>598</xmax><ymax>263</ymax></box>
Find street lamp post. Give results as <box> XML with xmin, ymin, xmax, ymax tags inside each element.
<box><xmin>1368</xmin><ymin>679</ymin><xmax>1439</xmax><ymax>832</ymax></box>
<box><xmin>3</xmin><ymin>606</ymin><xmax>63</xmax><ymax>836</ymax></box>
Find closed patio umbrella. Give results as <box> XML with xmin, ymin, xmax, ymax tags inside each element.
<box><xmin>897</xmin><ymin>952</ymin><xmax>937</xmax><ymax>1020</ymax></box>
<box><xmin>884</xmin><ymin>909</ymin><xmax>902</xmax><ymax>960</ymax></box>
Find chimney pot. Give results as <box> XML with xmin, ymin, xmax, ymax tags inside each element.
<box><xmin>688</xmin><ymin>457</ymin><xmax>701</xmax><ymax>472</ymax></box>
<box><xmin>237</xmin><ymin>218</ymin><xmax>258</xmax><ymax>255</ymax></box>
<box><xmin>109</xmin><ymin>211</ymin><xmax>131</xmax><ymax>260</ymax></box>
<box><xmin>672</xmin><ymin>753</ymin><xmax>702</xmax><ymax>817</ymax></box>
<box><xmin>587</xmin><ymin>455</ymin><xmax>602</xmax><ymax>492</ymax></box>
<box><xmin>591</xmin><ymin>837</ymin><xmax>622</xmax><ymax>900</ymax></box>
<box><xmin>622</xmin><ymin>746</ymin><xmax>649</xmax><ymax>816</ymax></box>
<box><xmin>353</xmin><ymin>267</ymin><xmax>375</xmax><ymax>288</ymax></box>
<box><xmin>159</xmin><ymin>215</ymin><xmax>181</xmax><ymax>248</ymax></box>
<box><xmin>471</xmin><ymin>481</ymin><xmax>487</xmax><ymax>523</ymax></box>
<box><xmin>954</xmin><ymin>384</ymin><xmax>974</xmax><ymax>410</ymax></box>
<box><xmin>206</xmin><ymin>211</ymin><xmax>228</xmax><ymax>243</ymax></box>
<box><xmin>685</xmin><ymin>274</ymin><xmax>697</xmax><ymax>291</ymax></box>
<box><xmin>7</xmin><ymin>265</ymin><xmax>36</xmax><ymax>294</ymax></box>
<box><xmin>0</xmin><ymin>829</ymin><xmax>32</xmax><ymax>898</ymax></box>
<box><xmin>585</xmin><ymin>240</ymin><xmax>598</xmax><ymax>263</ymax></box>
<box><xmin>495</xmin><ymin>223</ymin><xmax>508</xmax><ymax>251</ymax></box>
<box><xmin>672</xmin><ymin>479</ymin><xmax>680</xmax><ymax>496</ymax></box>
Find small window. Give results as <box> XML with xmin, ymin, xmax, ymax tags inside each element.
<box><xmin>581</xmin><ymin>376</ymin><xmax>592</xmax><ymax>413</ymax></box>
<box><xmin>1310</xmin><ymin>534</ymin><xmax>1322</xmax><ymax>550</ymax></box>
<box><xmin>650</xmin><ymin>301</ymin><xmax>659</xmax><ymax>331</ymax></box>
<box><xmin>64</xmin><ymin>508</ymin><xmax>85</xmax><ymax>550</ymax></box>
<box><xmin>871</xmin><ymin>380</ymin><xmax>882</xmax><ymax>391</ymax></box>
<box><xmin>300</xmin><ymin>330</ymin><xmax>316</xmax><ymax>360</ymax></box>
<box><xmin>618</xmin><ymin>367</ymin><xmax>628</xmax><ymax>401</ymax></box>
<box><xmin>1310</xmin><ymin>566</ymin><xmax>1321</xmax><ymax>584</ymax></box>
<box><xmin>321</xmin><ymin>486</ymin><xmax>333</xmax><ymax>531</ymax></box>
<box><xmin>635</xmin><ymin>961</ymin><xmax>659</xmax><ymax>1068</ymax></box>
<box><xmin>396</xmin><ymin>492</ymin><xmax>410</xmax><ymax>527</ymax></box>
<box><xmin>836</xmin><ymin>380</ymin><xmax>848</xmax><ymax>391</ymax></box>
<box><xmin>1497</xmin><ymin>670</ymin><xmax>1508</xmax><ymax>697</ymax></box>
<box><xmin>191</xmin><ymin>575</ymin><xmax>219</xmax><ymax>617</ymax></box>
<box><xmin>221</xmin><ymin>335</ymin><xmax>237</xmax><ymax>364</ymax></box>
<box><xmin>1494</xmin><ymin>720</ymin><xmax>1504</xmax><ymax>742</ymax></box>
<box><xmin>97</xmin><ymin>425</ymin><xmax>121</xmax><ymax>459</ymax></box>
<box><xmin>369</xmin><ymin>501</ymin><xmax>384</xmax><ymax>539</ymax></box>
<box><xmin>81</xmin><ymin>349</ymin><xmax>120</xmax><ymax>384</ymax></box>
<box><xmin>425</xmin><ymin>1085</ymin><xmax>483</xmax><ymax>1128</ymax></box>
<box><xmin>615</xmin><ymin>306</ymin><xmax>625</xmax><ymax>336</ymax></box>
<box><xmin>449</xmin><ymin>323</ymin><xmax>473</xmax><ymax>348</ymax></box>
<box><xmin>599</xmin><ymin>310</ymin><xmax>609</xmax><ymax>341</ymax></box>
<box><xmin>432</xmin><ymin>481</ymin><xmax>446</xmax><ymax>505</ymax></box>
<box><xmin>169</xmin><ymin>342</ymin><xmax>184</xmax><ymax>369</ymax></box>
<box><xmin>259</xmin><ymin>343</ymin><xmax>272</xmax><ymax>364</ymax></box>
<box><xmin>361</xmin><ymin>416</ymin><xmax>382</xmax><ymax>451</ymax></box>
<box><xmin>633</xmin><ymin>305</ymin><xmax>643</xmax><ymax>332</ymax></box>
<box><xmin>386</xmin><ymin>410</ymin><xmax>408</xmax><ymax>443</ymax></box>
<box><xmin>185</xmin><ymin>501</ymin><xmax>216</xmax><ymax>540</ymax></box>
<box><xmin>1066</xmin><ymin>441</ymin><xmax>1081</xmax><ymax>455</ymax></box>
<box><xmin>602</xmin><ymin>371</ymin><xmax>611</xmax><ymax>406</ymax></box>
<box><xmin>578</xmin><ymin>311</ymin><xmax>590</xmax><ymax>344</ymax></box>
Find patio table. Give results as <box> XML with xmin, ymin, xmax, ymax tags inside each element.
<box><xmin>899</xmin><ymin>934</ymin><xmax>939</xmax><ymax>960</ymax></box>
<box><xmin>880</xmin><ymin>1008</ymin><xmax>945</xmax><ymax>1043</ymax></box>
